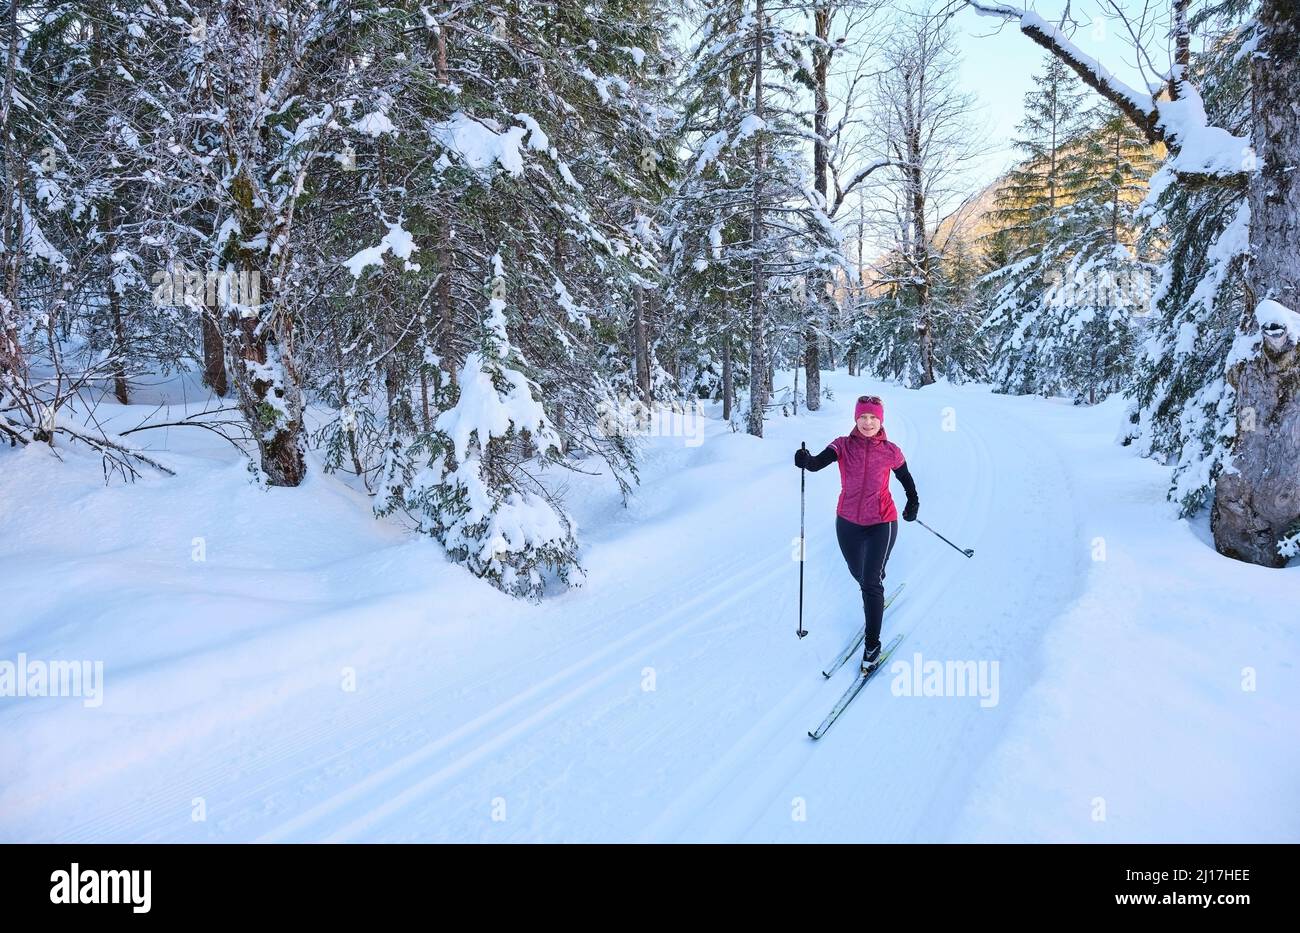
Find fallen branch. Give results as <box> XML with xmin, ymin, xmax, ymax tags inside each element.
<box><xmin>54</xmin><ymin>423</ymin><xmax>177</xmax><ymax>477</ymax></box>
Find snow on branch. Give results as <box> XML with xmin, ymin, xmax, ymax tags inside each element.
<box><xmin>1</xmin><ymin>414</ymin><xmax>177</xmax><ymax>480</ymax></box>
<box><xmin>344</xmin><ymin>219</ymin><xmax>419</xmax><ymax>277</ymax></box>
<box><xmin>1155</xmin><ymin>84</ymin><xmax>1254</xmax><ymax>179</ymax></box>
<box><xmin>429</xmin><ymin>112</ymin><xmax>529</xmax><ymax>177</ymax></box>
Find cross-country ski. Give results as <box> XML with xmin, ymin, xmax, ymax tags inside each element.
<box><xmin>809</xmin><ymin>633</ymin><xmax>907</xmax><ymax>740</ymax></box>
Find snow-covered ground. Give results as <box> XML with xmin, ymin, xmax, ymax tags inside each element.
<box><xmin>1</xmin><ymin>368</ymin><xmax>1296</xmax><ymax>842</ymax></box>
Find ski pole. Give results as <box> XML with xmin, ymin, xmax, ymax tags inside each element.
<box><xmin>797</xmin><ymin>441</ymin><xmax>808</xmax><ymax>638</ymax></box>
<box><xmin>916</xmin><ymin>519</ymin><xmax>975</xmax><ymax>558</ymax></box>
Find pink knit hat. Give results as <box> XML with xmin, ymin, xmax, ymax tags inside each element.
<box><xmin>854</xmin><ymin>394</ymin><xmax>884</xmax><ymax>423</ymax></box>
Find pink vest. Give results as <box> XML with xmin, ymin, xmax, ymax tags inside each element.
<box><xmin>830</xmin><ymin>425</ymin><xmax>905</xmax><ymax>526</ymax></box>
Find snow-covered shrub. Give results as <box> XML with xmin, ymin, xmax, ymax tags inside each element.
<box><xmin>381</xmin><ymin>257</ymin><xmax>583</xmax><ymax>600</ymax></box>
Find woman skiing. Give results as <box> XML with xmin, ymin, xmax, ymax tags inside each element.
<box><xmin>794</xmin><ymin>395</ymin><xmax>918</xmax><ymax>672</ymax></box>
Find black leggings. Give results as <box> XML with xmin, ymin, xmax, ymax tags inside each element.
<box><xmin>835</xmin><ymin>516</ymin><xmax>897</xmax><ymax>649</ymax></box>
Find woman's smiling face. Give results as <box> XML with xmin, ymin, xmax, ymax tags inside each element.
<box><xmin>856</xmin><ymin>411</ymin><xmax>881</xmax><ymax>436</ymax></box>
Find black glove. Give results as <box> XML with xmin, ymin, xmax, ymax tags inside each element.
<box><xmin>794</xmin><ymin>448</ymin><xmax>809</xmax><ymax>469</ymax></box>
<box><xmin>903</xmin><ymin>497</ymin><xmax>919</xmax><ymax>522</ymax></box>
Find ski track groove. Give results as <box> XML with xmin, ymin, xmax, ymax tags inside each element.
<box><xmin>39</xmin><ymin>535</ymin><xmax>791</xmax><ymax>843</ymax></box>
<box><xmin>278</xmin><ymin>443</ymin><xmax>850</xmax><ymax>842</ymax></box>
<box><xmin>252</xmin><ymin>540</ymin><xmax>812</xmax><ymax>843</ymax></box>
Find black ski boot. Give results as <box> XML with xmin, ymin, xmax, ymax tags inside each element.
<box><xmin>861</xmin><ymin>640</ymin><xmax>882</xmax><ymax>673</ymax></box>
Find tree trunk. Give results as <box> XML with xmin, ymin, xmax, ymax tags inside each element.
<box><xmin>232</xmin><ymin>312</ymin><xmax>306</xmax><ymax>487</ymax></box>
<box><xmin>1111</xmin><ymin>125</ymin><xmax>1121</xmax><ymax>245</ymax></box>
<box><xmin>803</xmin><ymin>3</ymin><xmax>831</xmax><ymax>412</ymax></box>
<box><xmin>436</xmin><ymin>2</ymin><xmax>457</xmax><ymax>390</ymax></box>
<box><xmin>0</xmin><ymin>0</ymin><xmax>31</xmax><ymax>429</ymax></box>
<box><xmin>105</xmin><ymin>225</ymin><xmax>129</xmax><ymax>405</ymax></box>
<box><xmin>1212</xmin><ymin>0</ymin><xmax>1300</xmax><ymax>567</ymax></box>
<box><xmin>746</xmin><ymin>0</ymin><xmax>767</xmax><ymax>437</ymax></box>
<box><xmin>908</xmin><ymin>132</ymin><xmax>935</xmax><ymax>386</ymax></box>
<box><xmin>108</xmin><ymin>294</ymin><xmax>128</xmax><ymax>404</ymax></box>
<box><xmin>92</xmin><ymin>27</ymin><xmax>130</xmax><ymax>406</ymax></box>
<box><xmin>633</xmin><ymin>282</ymin><xmax>651</xmax><ymax>404</ymax></box>
<box><xmin>722</xmin><ymin>313</ymin><xmax>733</xmax><ymax>421</ymax></box>
<box><xmin>336</xmin><ymin>363</ymin><xmax>365</xmax><ymax>480</ymax></box>
<box><xmin>227</xmin><ymin>173</ymin><xmax>305</xmax><ymax>487</ymax></box>
<box><xmin>803</xmin><ymin>324</ymin><xmax>820</xmax><ymax>408</ymax></box>
<box><xmin>848</xmin><ymin>199</ymin><xmax>864</xmax><ymax>378</ymax></box>
<box><xmin>419</xmin><ymin>362</ymin><xmax>431</xmax><ymax>431</ymax></box>
<box><xmin>201</xmin><ymin>309</ymin><xmax>228</xmax><ymax>396</ymax></box>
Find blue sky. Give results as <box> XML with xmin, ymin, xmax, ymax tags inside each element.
<box><xmin>954</xmin><ymin>10</ymin><xmax>1046</xmax><ymax>186</ymax></box>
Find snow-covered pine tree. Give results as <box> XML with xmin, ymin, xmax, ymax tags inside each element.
<box><xmin>979</xmin><ymin>53</ymin><xmax>1092</xmax><ymax>396</ymax></box>
<box><xmin>931</xmin><ymin>230</ymin><xmax>989</xmax><ymax>383</ymax></box>
<box><xmin>0</xmin><ymin>0</ymin><xmax>190</xmax><ymax>477</ymax></box>
<box><xmin>1048</xmin><ymin>103</ymin><xmax>1159</xmax><ymax>404</ymax></box>
<box><xmin>414</xmin><ymin>253</ymin><xmax>582</xmax><ymax>600</ymax></box>
<box><xmin>329</xmin><ymin>1</ymin><xmax>678</xmax><ymax>589</ymax></box>
<box><xmin>856</xmin><ymin>229</ymin><xmax>986</xmax><ymax>385</ymax></box>
<box><xmin>668</xmin><ymin>0</ymin><xmax>764</xmax><ymax>427</ymax></box>
<box><xmin>551</xmin><ymin>0</ymin><xmax>681</xmax><ymax>452</ymax></box>
<box><xmin>147</xmin><ymin>0</ymin><xmax>398</xmax><ymax>487</ymax></box>
<box><xmin>20</xmin><ymin>2</ymin><xmax>151</xmax><ymax>408</ymax></box>
<box><xmin>0</xmin><ymin>0</ymin><xmax>72</xmax><ymax>447</ymax></box>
